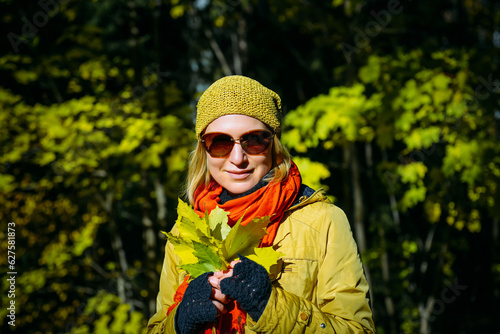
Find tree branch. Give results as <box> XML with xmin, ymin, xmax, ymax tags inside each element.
<box><xmin>204</xmin><ymin>28</ymin><xmax>232</xmax><ymax>76</ymax></box>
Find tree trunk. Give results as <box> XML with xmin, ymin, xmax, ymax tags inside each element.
<box><xmin>351</xmin><ymin>142</ymin><xmax>367</xmax><ymax>252</ymax></box>
<box><xmin>151</xmin><ymin>0</ymin><xmax>165</xmax><ymax>115</ymax></box>
<box><xmin>350</xmin><ymin>142</ymin><xmax>372</xmax><ymax>291</ymax></box>
<box><xmin>127</xmin><ymin>0</ymin><xmax>142</xmax><ymax>86</ymax></box>
<box><xmin>342</xmin><ymin>145</ymin><xmax>352</xmax><ymax>217</ymax></box>
<box><xmin>419</xmin><ymin>296</ymin><xmax>434</xmax><ymax>334</ymax></box>
<box><xmin>98</xmin><ymin>190</ymin><xmax>131</xmax><ymax>307</ymax></box>
<box><xmin>141</xmin><ymin>173</ymin><xmax>161</xmax><ymax>316</ymax></box>
<box><xmin>370</xmin><ymin>144</ymin><xmax>396</xmax><ymax>334</ymax></box>
<box><xmin>379</xmin><ymin>225</ymin><xmax>397</xmax><ymax>334</ymax></box>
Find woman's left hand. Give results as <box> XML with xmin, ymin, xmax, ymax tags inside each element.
<box><xmin>217</xmin><ymin>256</ymin><xmax>272</xmax><ymax>322</ymax></box>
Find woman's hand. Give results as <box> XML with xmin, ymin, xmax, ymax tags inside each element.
<box><xmin>175</xmin><ymin>272</ymin><xmax>220</xmax><ymax>334</ymax></box>
<box><xmin>208</xmin><ymin>260</ymin><xmax>240</xmax><ymax>312</ymax></box>
<box><xmin>208</xmin><ymin>273</ymin><xmax>229</xmax><ymax>315</ymax></box>
<box><xmin>217</xmin><ymin>256</ymin><xmax>272</xmax><ymax>322</ymax></box>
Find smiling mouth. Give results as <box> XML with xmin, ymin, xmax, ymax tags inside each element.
<box><xmin>226</xmin><ymin>170</ymin><xmax>252</xmax><ymax>179</ymax></box>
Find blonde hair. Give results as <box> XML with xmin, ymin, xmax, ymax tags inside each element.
<box><xmin>184</xmin><ymin>135</ymin><xmax>292</xmax><ymax>205</ymax></box>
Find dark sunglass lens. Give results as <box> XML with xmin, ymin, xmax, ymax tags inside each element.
<box><xmin>241</xmin><ymin>131</ymin><xmax>272</xmax><ymax>154</ymax></box>
<box><xmin>206</xmin><ymin>134</ymin><xmax>234</xmax><ymax>157</ymax></box>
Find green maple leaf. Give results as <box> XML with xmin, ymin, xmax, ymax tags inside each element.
<box><xmin>193</xmin><ymin>241</ymin><xmax>223</xmax><ymax>268</ymax></box>
<box><xmin>197</xmin><ymin>233</ymin><xmax>227</xmax><ymax>266</ymax></box>
<box><xmin>222</xmin><ymin>216</ymin><xmax>270</xmax><ymax>261</ymax></box>
<box><xmin>179</xmin><ymin>241</ymin><xmax>225</xmax><ymax>278</ymax></box>
<box><xmin>178</xmin><ymin>263</ymin><xmax>210</xmax><ymax>278</ymax></box>
<box><xmin>247</xmin><ymin>247</ymin><xmax>285</xmax><ymax>273</ymax></box>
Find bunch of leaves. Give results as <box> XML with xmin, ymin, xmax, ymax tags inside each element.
<box><xmin>163</xmin><ymin>199</ymin><xmax>284</xmax><ymax>278</ymax></box>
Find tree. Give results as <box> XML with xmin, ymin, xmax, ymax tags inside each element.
<box><xmin>283</xmin><ymin>49</ymin><xmax>499</xmax><ymax>333</ymax></box>
<box><xmin>1</xmin><ymin>0</ymin><xmax>498</xmax><ymax>333</ymax></box>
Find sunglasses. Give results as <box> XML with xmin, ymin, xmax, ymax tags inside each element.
<box><xmin>201</xmin><ymin>130</ymin><xmax>275</xmax><ymax>158</ymax></box>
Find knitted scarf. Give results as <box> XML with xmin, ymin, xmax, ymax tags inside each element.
<box><xmin>168</xmin><ymin>162</ymin><xmax>301</xmax><ymax>333</ymax></box>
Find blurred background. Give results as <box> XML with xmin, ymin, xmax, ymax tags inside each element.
<box><xmin>0</xmin><ymin>0</ymin><xmax>499</xmax><ymax>333</ymax></box>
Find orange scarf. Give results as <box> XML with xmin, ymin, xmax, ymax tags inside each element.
<box><xmin>168</xmin><ymin>162</ymin><xmax>301</xmax><ymax>333</ymax></box>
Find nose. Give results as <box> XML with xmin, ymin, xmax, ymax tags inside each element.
<box><xmin>228</xmin><ymin>140</ymin><xmax>247</xmax><ymax>165</ymax></box>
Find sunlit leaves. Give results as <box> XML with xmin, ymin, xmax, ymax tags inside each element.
<box><xmin>398</xmin><ymin>162</ymin><xmax>427</xmax><ymax>184</ymax></box>
<box><xmin>165</xmin><ymin>199</ymin><xmax>283</xmax><ymax>279</ymax></box>
<box><xmin>207</xmin><ymin>206</ymin><xmax>230</xmax><ymax>240</ymax></box>
<box><xmin>403</xmin><ymin>127</ymin><xmax>441</xmax><ymax>151</ymax></box>
<box><xmin>71</xmin><ymin>291</ymin><xmax>148</xmax><ymax>334</ymax></box>
<box><xmin>0</xmin><ymin>34</ymin><xmax>194</xmax><ymax>332</ymax></box>
<box><xmin>181</xmin><ymin>242</ymin><xmax>224</xmax><ymax>276</ymax></box>
<box><xmin>395</xmin><ymin>162</ymin><xmax>428</xmax><ymax>211</ymax></box>
<box><xmin>222</xmin><ymin>216</ymin><xmax>269</xmax><ymax>261</ymax></box>
<box><xmin>293</xmin><ymin>156</ymin><xmax>331</xmax><ymax>193</ymax></box>
<box><xmin>442</xmin><ymin>139</ymin><xmax>481</xmax><ymax>185</ymax></box>
<box><xmin>359</xmin><ymin>55</ymin><xmax>382</xmax><ymax>84</ymax></box>
<box><xmin>285</xmin><ymin>50</ymin><xmax>497</xmax><ymax>233</ymax></box>
<box><xmin>79</xmin><ymin>57</ymin><xmax>108</xmax><ymax>82</ymax></box>
<box><xmin>0</xmin><ymin>174</ymin><xmax>15</xmax><ymax>192</ymax></box>
<box><xmin>283</xmin><ymin>83</ymin><xmax>382</xmax><ymax>151</ymax></box>
<box><xmin>246</xmin><ymin>247</ymin><xmax>284</xmax><ymax>273</ymax></box>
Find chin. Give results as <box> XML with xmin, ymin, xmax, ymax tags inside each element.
<box><xmin>225</xmin><ymin>182</ymin><xmax>256</xmax><ymax>196</ymax></box>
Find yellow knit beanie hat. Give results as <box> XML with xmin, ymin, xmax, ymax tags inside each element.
<box><xmin>195</xmin><ymin>75</ymin><xmax>282</xmax><ymax>137</ymax></box>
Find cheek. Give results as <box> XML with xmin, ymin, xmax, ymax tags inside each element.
<box><xmin>207</xmin><ymin>155</ymin><xmax>223</xmax><ymax>175</ymax></box>
<box><xmin>253</xmin><ymin>154</ymin><xmax>273</xmax><ymax>173</ymax></box>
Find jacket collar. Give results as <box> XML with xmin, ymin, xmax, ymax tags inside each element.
<box><xmin>287</xmin><ymin>188</ymin><xmax>329</xmax><ymax>212</ymax></box>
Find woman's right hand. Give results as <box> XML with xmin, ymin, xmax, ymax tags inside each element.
<box><xmin>208</xmin><ymin>274</ymin><xmax>229</xmax><ymax>314</ymax></box>
<box><xmin>209</xmin><ymin>260</ymin><xmax>241</xmax><ymax>307</ymax></box>
<box><xmin>175</xmin><ymin>272</ymin><xmax>225</xmax><ymax>334</ymax></box>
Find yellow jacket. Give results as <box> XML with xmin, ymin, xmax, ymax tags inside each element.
<box><xmin>147</xmin><ymin>190</ymin><xmax>375</xmax><ymax>333</ymax></box>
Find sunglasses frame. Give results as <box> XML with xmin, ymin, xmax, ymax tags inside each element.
<box><xmin>200</xmin><ymin>130</ymin><xmax>275</xmax><ymax>158</ymax></box>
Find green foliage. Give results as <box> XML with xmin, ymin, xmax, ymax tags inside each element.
<box><xmin>292</xmin><ymin>156</ymin><xmax>331</xmax><ymax>194</ymax></box>
<box><xmin>283</xmin><ymin>83</ymin><xmax>381</xmax><ymax>151</ymax></box>
<box><xmin>0</xmin><ymin>0</ymin><xmax>498</xmax><ymax>333</ymax></box>
<box><xmin>68</xmin><ymin>291</ymin><xmax>148</xmax><ymax>334</ymax></box>
<box><xmin>284</xmin><ymin>48</ymin><xmax>499</xmax><ymax>333</ymax></box>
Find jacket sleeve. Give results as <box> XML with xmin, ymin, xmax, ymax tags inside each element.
<box><xmin>147</xmin><ymin>226</ymin><xmax>182</xmax><ymax>334</ymax></box>
<box><xmin>246</xmin><ymin>205</ymin><xmax>375</xmax><ymax>333</ymax></box>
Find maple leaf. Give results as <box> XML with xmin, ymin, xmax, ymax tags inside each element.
<box><xmin>222</xmin><ymin>216</ymin><xmax>270</xmax><ymax>261</ymax></box>
<box><xmin>247</xmin><ymin>247</ymin><xmax>285</xmax><ymax>273</ymax></box>
<box><xmin>164</xmin><ymin>234</ymin><xmax>198</xmax><ymax>265</ymax></box>
<box><xmin>164</xmin><ymin>198</ymin><xmax>284</xmax><ymax>279</ymax></box>
<box><xmin>176</xmin><ymin>199</ymin><xmax>210</xmax><ymax>240</ymax></box>
<box><xmin>206</xmin><ymin>206</ymin><xmax>231</xmax><ymax>240</ymax></box>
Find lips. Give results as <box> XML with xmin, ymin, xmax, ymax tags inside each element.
<box><xmin>226</xmin><ymin>170</ymin><xmax>252</xmax><ymax>180</ymax></box>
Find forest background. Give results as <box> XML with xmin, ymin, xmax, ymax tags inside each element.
<box><xmin>1</xmin><ymin>0</ymin><xmax>499</xmax><ymax>333</ymax></box>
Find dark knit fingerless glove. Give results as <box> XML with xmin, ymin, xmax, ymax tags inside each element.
<box><xmin>219</xmin><ymin>255</ymin><xmax>272</xmax><ymax>322</ymax></box>
<box><xmin>175</xmin><ymin>272</ymin><xmax>218</xmax><ymax>334</ymax></box>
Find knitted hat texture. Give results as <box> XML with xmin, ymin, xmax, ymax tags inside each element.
<box><xmin>195</xmin><ymin>75</ymin><xmax>282</xmax><ymax>137</ymax></box>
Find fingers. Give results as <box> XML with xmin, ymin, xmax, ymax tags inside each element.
<box><xmin>213</xmin><ymin>266</ymin><xmax>234</xmax><ymax>279</ymax></box>
<box><xmin>229</xmin><ymin>260</ymin><xmax>241</xmax><ymax>268</ymax></box>
<box><xmin>212</xmin><ymin>300</ymin><xmax>227</xmax><ymax>315</ymax></box>
<box><xmin>208</xmin><ymin>275</ymin><xmax>228</xmax><ymax>304</ymax></box>
<box><xmin>212</xmin><ymin>287</ymin><xmax>228</xmax><ymax>304</ymax></box>
<box><xmin>209</xmin><ymin>274</ymin><xmax>222</xmax><ymax>290</ymax></box>
<box><xmin>213</xmin><ymin>261</ymin><xmax>240</xmax><ymax>279</ymax></box>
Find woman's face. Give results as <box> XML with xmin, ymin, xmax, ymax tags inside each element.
<box><xmin>204</xmin><ymin>115</ymin><xmax>274</xmax><ymax>196</ymax></box>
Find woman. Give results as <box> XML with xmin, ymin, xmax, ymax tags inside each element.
<box><xmin>147</xmin><ymin>75</ymin><xmax>375</xmax><ymax>333</ymax></box>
